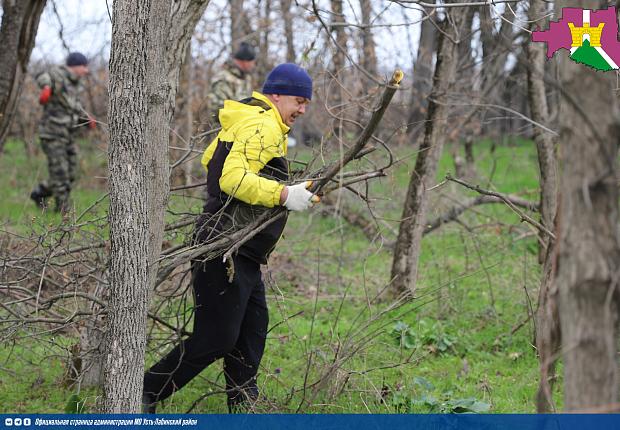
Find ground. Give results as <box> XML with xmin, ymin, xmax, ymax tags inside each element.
<box><xmin>0</xmin><ymin>137</ymin><xmax>561</xmax><ymax>413</ymax></box>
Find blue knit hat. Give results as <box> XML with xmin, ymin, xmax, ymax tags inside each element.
<box><xmin>66</xmin><ymin>52</ymin><xmax>88</xmax><ymax>67</ymax></box>
<box><xmin>262</xmin><ymin>63</ymin><xmax>312</xmax><ymax>100</ymax></box>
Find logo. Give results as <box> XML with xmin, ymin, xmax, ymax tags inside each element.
<box><xmin>532</xmin><ymin>7</ymin><xmax>620</xmax><ymax>71</ymax></box>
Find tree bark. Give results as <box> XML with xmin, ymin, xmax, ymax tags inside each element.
<box><xmin>257</xmin><ymin>0</ymin><xmax>272</xmax><ymax>80</ymax></box>
<box><xmin>329</xmin><ymin>0</ymin><xmax>348</xmax><ymax>75</ymax></box>
<box><xmin>104</xmin><ymin>1</ymin><xmax>153</xmax><ymax>412</ymax></box>
<box><xmin>407</xmin><ymin>7</ymin><xmax>436</xmax><ymax>134</ymax></box>
<box><xmin>527</xmin><ymin>4</ymin><xmax>558</xmax><ymax>246</ymax></box>
<box><xmin>229</xmin><ymin>0</ymin><xmax>252</xmax><ymax>51</ymax></box>
<box><xmin>556</xmin><ymin>0</ymin><xmax>620</xmax><ymax>411</ymax></box>
<box><xmin>80</xmin><ymin>313</ymin><xmax>106</xmax><ymax>387</ymax></box>
<box><xmin>449</xmin><ymin>6</ymin><xmax>476</xmax><ymax>178</ymax></box>
<box><xmin>103</xmin><ymin>0</ymin><xmax>209</xmax><ymax>413</ymax></box>
<box><xmin>0</xmin><ymin>0</ymin><xmax>46</xmax><ymax>151</ymax></box>
<box><xmin>479</xmin><ymin>5</ymin><xmax>514</xmax><ymax>137</ymax></box>
<box><xmin>534</xmin><ymin>218</ymin><xmax>560</xmax><ymax>412</ymax></box>
<box><xmin>327</xmin><ymin>0</ymin><xmax>350</xmax><ymax>138</ymax></box>
<box><xmin>280</xmin><ymin>0</ymin><xmax>295</xmax><ymax>62</ymax></box>
<box><xmin>183</xmin><ymin>47</ymin><xmax>195</xmax><ymax>185</ymax></box>
<box><xmin>526</xmin><ymin>0</ymin><xmax>560</xmax><ymax>413</ymax></box>
<box><xmin>358</xmin><ymin>0</ymin><xmax>377</xmax><ymax>77</ymax></box>
<box><xmin>390</xmin><ymin>6</ymin><xmax>467</xmax><ymax>296</ymax></box>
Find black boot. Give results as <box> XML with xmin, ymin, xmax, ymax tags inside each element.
<box><xmin>30</xmin><ymin>184</ymin><xmax>52</xmax><ymax>209</ymax></box>
<box><xmin>55</xmin><ymin>196</ymin><xmax>72</xmax><ymax>214</ymax></box>
<box><xmin>141</xmin><ymin>393</ymin><xmax>157</xmax><ymax>414</ymax></box>
<box><xmin>227</xmin><ymin>390</ymin><xmax>258</xmax><ymax>413</ymax></box>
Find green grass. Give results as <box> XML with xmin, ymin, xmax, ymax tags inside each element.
<box><xmin>0</xmin><ymin>139</ymin><xmax>109</xmax><ymax>233</ymax></box>
<box><xmin>0</xmin><ymin>137</ymin><xmax>562</xmax><ymax>413</ymax></box>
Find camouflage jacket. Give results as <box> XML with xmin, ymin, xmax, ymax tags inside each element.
<box><xmin>36</xmin><ymin>65</ymin><xmax>86</xmax><ymax>139</ymax></box>
<box><xmin>206</xmin><ymin>60</ymin><xmax>253</xmax><ymax>123</ymax></box>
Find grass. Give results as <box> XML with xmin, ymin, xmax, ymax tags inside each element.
<box><xmin>0</xmin><ymin>136</ymin><xmax>562</xmax><ymax>413</ymax></box>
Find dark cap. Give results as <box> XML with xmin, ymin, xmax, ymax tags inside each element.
<box><xmin>262</xmin><ymin>63</ymin><xmax>313</xmax><ymax>100</ymax></box>
<box><xmin>233</xmin><ymin>42</ymin><xmax>256</xmax><ymax>61</ymax></box>
<box><xmin>66</xmin><ymin>52</ymin><xmax>88</xmax><ymax>67</ymax></box>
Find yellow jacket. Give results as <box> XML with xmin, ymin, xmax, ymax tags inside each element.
<box><xmin>201</xmin><ymin>91</ymin><xmax>289</xmax><ymax>207</ymax></box>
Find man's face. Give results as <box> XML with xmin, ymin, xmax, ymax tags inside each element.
<box><xmin>68</xmin><ymin>65</ymin><xmax>89</xmax><ymax>78</ymax></box>
<box><xmin>235</xmin><ymin>59</ymin><xmax>256</xmax><ymax>73</ymax></box>
<box><xmin>271</xmin><ymin>94</ymin><xmax>310</xmax><ymax>127</ymax></box>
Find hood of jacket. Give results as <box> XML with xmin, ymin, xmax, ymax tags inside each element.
<box><xmin>218</xmin><ymin>91</ymin><xmax>289</xmax><ymax>139</ymax></box>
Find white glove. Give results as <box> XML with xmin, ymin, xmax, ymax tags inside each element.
<box><xmin>283</xmin><ymin>181</ymin><xmax>319</xmax><ymax>211</ymax></box>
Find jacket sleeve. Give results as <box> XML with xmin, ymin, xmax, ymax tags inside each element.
<box><xmin>36</xmin><ymin>72</ymin><xmax>52</xmax><ymax>89</ymax></box>
<box><xmin>219</xmin><ymin>121</ymin><xmax>285</xmax><ymax>207</ymax></box>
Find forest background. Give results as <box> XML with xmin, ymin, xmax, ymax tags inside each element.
<box><xmin>0</xmin><ymin>0</ymin><xmax>618</xmax><ymax>414</ymax></box>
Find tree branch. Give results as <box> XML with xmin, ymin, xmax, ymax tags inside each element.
<box><xmin>445</xmin><ymin>174</ymin><xmax>554</xmax><ymax>239</ymax></box>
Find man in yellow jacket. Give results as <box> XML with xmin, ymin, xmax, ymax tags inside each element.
<box><xmin>143</xmin><ymin>64</ymin><xmax>317</xmax><ymax>413</ymax></box>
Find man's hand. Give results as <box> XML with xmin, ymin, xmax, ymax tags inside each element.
<box><xmin>88</xmin><ymin>115</ymin><xmax>96</xmax><ymax>130</ymax></box>
<box><xmin>39</xmin><ymin>86</ymin><xmax>52</xmax><ymax>105</ymax></box>
<box><xmin>281</xmin><ymin>181</ymin><xmax>320</xmax><ymax>211</ymax></box>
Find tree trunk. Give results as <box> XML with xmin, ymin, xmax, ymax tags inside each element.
<box><xmin>78</xmin><ymin>271</ymin><xmax>109</xmax><ymax>389</ymax></box>
<box><xmin>359</xmin><ymin>0</ymin><xmax>377</xmax><ymax>77</ymax></box>
<box><xmin>526</xmin><ymin>0</ymin><xmax>560</xmax><ymax>413</ymax></box>
<box><xmin>330</xmin><ymin>0</ymin><xmax>348</xmax><ymax>75</ymax></box>
<box><xmin>230</xmin><ymin>0</ymin><xmax>253</xmax><ymax>51</ymax></box>
<box><xmin>183</xmin><ymin>47</ymin><xmax>194</xmax><ymax>185</ymax></box>
<box><xmin>104</xmin><ymin>1</ymin><xmax>154</xmax><ymax>412</ymax></box>
<box><xmin>103</xmin><ymin>0</ymin><xmax>209</xmax><ymax>413</ymax></box>
<box><xmin>534</xmin><ymin>220</ymin><xmax>560</xmax><ymax>412</ymax></box>
<box><xmin>390</xmin><ymin>6</ymin><xmax>467</xmax><ymax>296</ymax></box>
<box><xmin>0</xmin><ymin>0</ymin><xmax>46</xmax><ymax>151</ymax></box>
<box><xmin>479</xmin><ymin>5</ymin><xmax>514</xmax><ymax>137</ymax></box>
<box><xmin>172</xmin><ymin>45</ymin><xmax>194</xmax><ymax>186</ymax></box>
<box><xmin>527</xmin><ymin>5</ymin><xmax>557</xmax><ymax>247</ymax></box>
<box><xmin>257</xmin><ymin>0</ymin><xmax>272</xmax><ymax>79</ymax></box>
<box><xmin>556</xmin><ymin>0</ymin><xmax>620</xmax><ymax>411</ymax></box>
<box><xmin>449</xmin><ymin>6</ymin><xmax>476</xmax><ymax>179</ymax></box>
<box><xmin>80</xmin><ymin>314</ymin><xmax>106</xmax><ymax>387</ymax></box>
<box><xmin>407</xmin><ymin>7</ymin><xmax>436</xmax><ymax>134</ymax></box>
<box><xmin>328</xmin><ymin>0</ymin><xmax>349</xmax><ymax>137</ymax></box>
<box><xmin>280</xmin><ymin>0</ymin><xmax>295</xmax><ymax>62</ymax></box>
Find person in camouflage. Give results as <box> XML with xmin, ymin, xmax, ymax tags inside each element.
<box><xmin>205</xmin><ymin>42</ymin><xmax>256</xmax><ymax>128</ymax></box>
<box><xmin>30</xmin><ymin>52</ymin><xmax>94</xmax><ymax>213</ymax></box>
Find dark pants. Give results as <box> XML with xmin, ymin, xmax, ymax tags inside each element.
<box><xmin>143</xmin><ymin>254</ymin><xmax>268</xmax><ymax>410</ymax></box>
<box><xmin>41</xmin><ymin>137</ymin><xmax>77</xmax><ymax>207</ymax></box>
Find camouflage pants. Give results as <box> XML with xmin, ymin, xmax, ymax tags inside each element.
<box><xmin>40</xmin><ymin>137</ymin><xmax>77</xmax><ymax>206</ymax></box>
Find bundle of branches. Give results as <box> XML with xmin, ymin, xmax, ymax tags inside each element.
<box><xmin>0</xmin><ymin>70</ymin><xmax>403</xmax><ymax>352</ymax></box>
<box><xmin>156</xmin><ymin>70</ymin><xmax>404</xmax><ymax>286</ymax></box>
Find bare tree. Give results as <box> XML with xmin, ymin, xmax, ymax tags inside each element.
<box><xmin>478</xmin><ymin>4</ymin><xmax>517</xmax><ymax>137</ymax></box>
<box><xmin>230</xmin><ymin>0</ymin><xmax>252</xmax><ymax>50</ymax></box>
<box><xmin>526</xmin><ymin>0</ymin><xmax>560</xmax><ymax>413</ymax></box>
<box><xmin>527</xmin><ymin>3</ymin><xmax>558</xmax><ymax>258</ymax></box>
<box><xmin>280</xmin><ymin>0</ymin><xmax>296</xmax><ymax>62</ymax></box>
<box><xmin>407</xmin><ymin>7</ymin><xmax>436</xmax><ymax>135</ymax></box>
<box><xmin>329</xmin><ymin>0</ymin><xmax>348</xmax><ymax>75</ymax></box>
<box><xmin>173</xmin><ymin>47</ymin><xmax>195</xmax><ymax>185</ymax></box>
<box><xmin>257</xmin><ymin>0</ymin><xmax>272</xmax><ymax>79</ymax></box>
<box><xmin>556</xmin><ymin>0</ymin><xmax>620</xmax><ymax>411</ymax></box>
<box><xmin>0</xmin><ymin>0</ymin><xmax>47</xmax><ymax>151</ymax></box>
<box><xmin>359</xmin><ymin>0</ymin><xmax>377</xmax><ymax>77</ymax></box>
<box><xmin>390</xmin><ymin>4</ymin><xmax>468</xmax><ymax>296</ymax></box>
<box><xmin>104</xmin><ymin>0</ymin><xmax>210</xmax><ymax>412</ymax></box>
